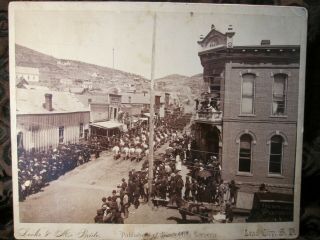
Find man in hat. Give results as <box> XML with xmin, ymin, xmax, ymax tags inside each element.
<box><xmin>229</xmin><ymin>180</ymin><xmax>239</xmax><ymax>205</ymax></box>
<box><xmin>121</xmin><ymin>178</ymin><xmax>128</xmax><ymax>191</ymax></box>
<box><xmin>133</xmin><ymin>180</ymin><xmax>141</xmax><ymax>209</ymax></box>
<box><xmin>110</xmin><ymin>190</ymin><xmax>122</xmax><ymax>223</ymax></box>
<box><xmin>184</xmin><ymin>176</ymin><xmax>191</xmax><ymax>200</ymax></box>
<box><xmin>101</xmin><ymin>197</ymin><xmax>108</xmax><ymax>209</ymax></box>
<box><xmin>94</xmin><ymin>209</ymin><xmax>104</xmax><ymax>223</ymax></box>
<box><xmin>191</xmin><ymin>178</ymin><xmax>198</xmax><ymax>202</ymax></box>
<box><xmin>122</xmin><ymin>190</ymin><xmax>130</xmax><ymax>218</ymax></box>
<box><xmin>175</xmin><ymin>174</ymin><xmax>184</xmax><ymax>198</ymax></box>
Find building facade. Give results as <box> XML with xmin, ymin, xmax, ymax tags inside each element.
<box><xmin>16</xmin><ymin>66</ymin><xmax>40</xmax><ymax>83</ymax></box>
<box><xmin>194</xmin><ymin>25</ymin><xmax>300</xmax><ymax>193</ymax></box>
<box><xmin>16</xmin><ymin>89</ymin><xmax>90</xmax><ymax>151</ymax></box>
<box><xmin>74</xmin><ymin>94</ymin><xmax>110</xmax><ymax>123</ymax></box>
<box><xmin>82</xmin><ymin>80</ymin><xmax>93</xmax><ymax>90</ymax></box>
<box><xmin>108</xmin><ymin>94</ymin><xmax>122</xmax><ymax>121</ymax></box>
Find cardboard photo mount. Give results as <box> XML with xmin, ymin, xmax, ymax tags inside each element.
<box><xmin>9</xmin><ymin>2</ymin><xmax>307</xmax><ymax>240</ymax></box>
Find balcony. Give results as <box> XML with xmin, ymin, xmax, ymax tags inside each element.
<box><xmin>194</xmin><ymin>110</ymin><xmax>222</xmax><ymax>124</ymax></box>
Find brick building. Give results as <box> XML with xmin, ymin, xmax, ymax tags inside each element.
<box><xmin>194</xmin><ymin>25</ymin><xmax>300</xmax><ymax>193</ymax></box>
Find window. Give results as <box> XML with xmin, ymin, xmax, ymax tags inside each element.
<box><xmin>238</xmin><ymin>134</ymin><xmax>252</xmax><ymax>173</ymax></box>
<box><xmin>59</xmin><ymin>126</ymin><xmax>64</xmax><ymax>143</ymax></box>
<box><xmin>241</xmin><ymin>73</ymin><xmax>255</xmax><ymax>114</ymax></box>
<box><xmin>79</xmin><ymin>123</ymin><xmax>84</xmax><ymax>138</ymax></box>
<box><xmin>209</xmin><ymin>41</ymin><xmax>217</xmax><ymax>47</ymax></box>
<box><xmin>114</xmin><ymin>108</ymin><xmax>117</xmax><ymax>119</ymax></box>
<box><xmin>17</xmin><ymin>132</ymin><xmax>23</xmax><ymax>149</ymax></box>
<box><xmin>272</xmin><ymin>74</ymin><xmax>287</xmax><ymax>115</ymax></box>
<box><xmin>269</xmin><ymin>135</ymin><xmax>283</xmax><ymax>174</ymax></box>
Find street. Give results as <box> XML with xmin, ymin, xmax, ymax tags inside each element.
<box><xmin>19</xmin><ymin>143</ymin><xmax>191</xmax><ymax>224</ymax></box>
<box><xmin>19</xmin><ymin>149</ymin><xmax>145</xmax><ymax>223</ymax></box>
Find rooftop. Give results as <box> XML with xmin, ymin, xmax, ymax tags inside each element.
<box><xmin>198</xmin><ymin>25</ymin><xmax>300</xmax><ymax>56</ymax></box>
<box><xmin>74</xmin><ymin>94</ymin><xmax>109</xmax><ymax>106</ymax></box>
<box><xmin>16</xmin><ymin>89</ymin><xmax>89</xmax><ymax>115</ymax></box>
<box><xmin>121</xmin><ymin>93</ymin><xmax>150</xmax><ymax>104</ymax></box>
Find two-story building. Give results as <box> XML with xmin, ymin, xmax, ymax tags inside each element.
<box><xmin>75</xmin><ymin>93</ymin><xmax>126</xmax><ymax>137</ymax></box>
<box><xmin>194</xmin><ymin>25</ymin><xmax>300</xmax><ymax>193</ymax></box>
<box><xmin>75</xmin><ymin>94</ymin><xmax>109</xmax><ymax>123</ymax></box>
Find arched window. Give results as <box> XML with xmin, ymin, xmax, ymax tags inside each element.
<box><xmin>269</xmin><ymin>135</ymin><xmax>283</xmax><ymax>174</ymax></box>
<box><xmin>272</xmin><ymin>73</ymin><xmax>287</xmax><ymax>115</ymax></box>
<box><xmin>241</xmin><ymin>73</ymin><xmax>255</xmax><ymax>114</ymax></box>
<box><xmin>238</xmin><ymin>134</ymin><xmax>252</xmax><ymax>173</ymax></box>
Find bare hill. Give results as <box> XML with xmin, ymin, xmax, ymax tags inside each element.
<box><xmin>15</xmin><ymin>44</ymin><xmax>150</xmax><ymax>91</ymax></box>
<box><xmin>155</xmin><ymin>73</ymin><xmax>204</xmax><ymax>98</ymax></box>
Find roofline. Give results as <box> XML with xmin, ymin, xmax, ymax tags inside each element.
<box><xmin>197</xmin><ymin>28</ymin><xmax>226</xmax><ymax>45</ymax></box>
<box><xmin>121</xmin><ymin>102</ymin><xmax>149</xmax><ymax>105</ymax></box>
<box><xmin>234</xmin><ymin>45</ymin><xmax>300</xmax><ymax>50</ymax></box>
<box><xmin>17</xmin><ymin>110</ymin><xmax>90</xmax><ymax>116</ymax></box>
<box><xmin>89</xmin><ymin>102</ymin><xmax>109</xmax><ymax>106</ymax></box>
<box><xmin>199</xmin><ymin>44</ymin><xmax>300</xmax><ymax>55</ymax></box>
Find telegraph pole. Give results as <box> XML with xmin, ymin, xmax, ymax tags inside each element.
<box><xmin>112</xmin><ymin>48</ymin><xmax>115</xmax><ymax>69</ymax></box>
<box><xmin>148</xmin><ymin>13</ymin><xmax>157</xmax><ymax>206</ymax></box>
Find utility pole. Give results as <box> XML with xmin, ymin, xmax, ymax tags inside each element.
<box><xmin>112</xmin><ymin>48</ymin><xmax>115</xmax><ymax>69</ymax></box>
<box><xmin>148</xmin><ymin>13</ymin><xmax>157</xmax><ymax>206</ymax></box>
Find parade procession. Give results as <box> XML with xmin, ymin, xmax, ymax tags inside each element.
<box><xmin>17</xmin><ymin>108</ymin><xmax>241</xmax><ymax>224</ymax></box>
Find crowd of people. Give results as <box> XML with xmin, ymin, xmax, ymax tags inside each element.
<box><xmin>93</xmin><ymin>116</ymin><xmax>241</xmax><ymax>224</ymax></box>
<box><xmin>93</xmin><ymin>124</ymin><xmax>241</xmax><ymax>224</ymax></box>
<box><xmin>17</xmin><ymin>111</ymin><xmax>241</xmax><ymax>223</ymax></box>
<box><xmin>17</xmin><ymin>143</ymin><xmax>95</xmax><ymax>201</ymax></box>
<box><xmin>93</xmin><ymin>115</ymin><xmax>190</xmax><ymax>223</ymax></box>
<box><xmin>195</xmin><ymin>93</ymin><xmax>221</xmax><ymax>113</ymax></box>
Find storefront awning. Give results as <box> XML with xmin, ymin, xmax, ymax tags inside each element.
<box><xmin>143</xmin><ymin>113</ymin><xmax>159</xmax><ymax>118</ymax></box>
<box><xmin>90</xmin><ymin>121</ymin><xmax>125</xmax><ymax>130</ymax></box>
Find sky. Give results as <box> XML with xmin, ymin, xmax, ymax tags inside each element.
<box><xmin>13</xmin><ymin>4</ymin><xmax>305</xmax><ymax>79</ymax></box>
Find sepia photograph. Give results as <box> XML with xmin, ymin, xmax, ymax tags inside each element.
<box><xmin>9</xmin><ymin>2</ymin><xmax>307</xmax><ymax>239</ymax></box>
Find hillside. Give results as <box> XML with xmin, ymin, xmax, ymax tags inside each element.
<box><xmin>154</xmin><ymin>73</ymin><xmax>205</xmax><ymax>112</ymax></box>
<box><xmin>155</xmin><ymin>73</ymin><xmax>204</xmax><ymax>99</ymax></box>
<box><xmin>15</xmin><ymin>44</ymin><xmax>150</xmax><ymax>91</ymax></box>
<box><xmin>15</xmin><ymin>44</ymin><xmax>205</xmax><ymax>111</ymax></box>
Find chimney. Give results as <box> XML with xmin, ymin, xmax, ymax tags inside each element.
<box><xmin>261</xmin><ymin>40</ymin><xmax>271</xmax><ymax>46</ymax></box>
<box><xmin>211</xmin><ymin>24</ymin><xmax>215</xmax><ymax>30</ymax></box>
<box><xmin>226</xmin><ymin>24</ymin><xmax>235</xmax><ymax>48</ymax></box>
<box><xmin>227</xmin><ymin>24</ymin><xmax>233</xmax><ymax>32</ymax></box>
<box><xmin>199</xmin><ymin>34</ymin><xmax>204</xmax><ymax>41</ymax></box>
<box><xmin>44</xmin><ymin>93</ymin><xmax>53</xmax><ymax>111</ymax></box>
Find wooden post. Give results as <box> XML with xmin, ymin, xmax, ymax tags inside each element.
<box><xmin>148</xmin><ymin>13</ymin><xmax>157</xmax><ymax>206</ymax></box>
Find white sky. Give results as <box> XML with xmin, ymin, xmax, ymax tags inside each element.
<box><xmin>14</xmin><ymin>5</ymin><xmax>304</xmax><ymax>79</ymax></box>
